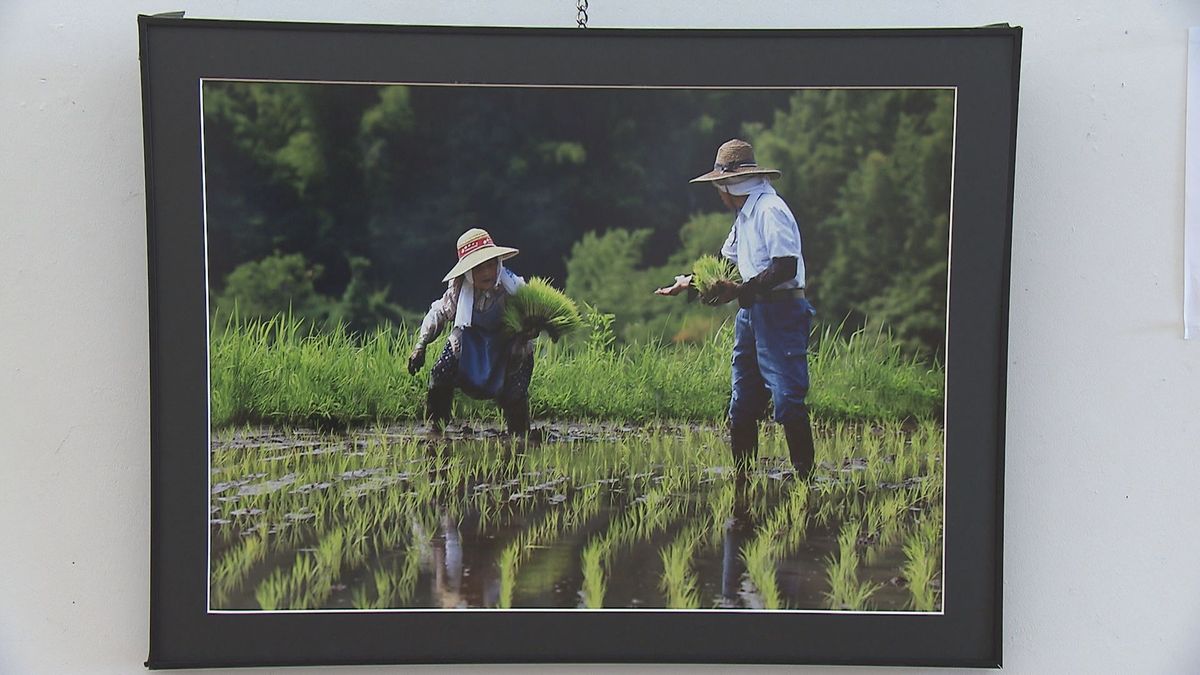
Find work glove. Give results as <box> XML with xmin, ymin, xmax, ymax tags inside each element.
<box><xmin>407</xmin><ymin>346</ymin><xmax>426</xmax><ymax>375</ymax></box>
<box><xmin>703</xmin><ymin>280</ymin><xmax>742</xmax><ymax>306</ymax></box>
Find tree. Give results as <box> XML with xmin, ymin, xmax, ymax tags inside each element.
<box><xmin>749</xmin><ymin>89</ymin><xmax>954</xmax><ymax>357</ymax></box>
<box><xmin>202</xmin><ymin>81</ymin><xmax>954</xmax><ymax>356</ymax></box>
<box><xmin>563</xmin><ymin>213</ymin><xmax>739</xmax><ymax>345</ymax></box>
<box><xmin>327</xmin><ymin>256</ymin><xmax>407</xmax><ymax>334</ymax></box>
<box><xmin>211</xmin><ymin>252</ymin><xmax>332</xmax><ymax>327</ymax></box>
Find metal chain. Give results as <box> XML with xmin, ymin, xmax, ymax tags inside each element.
<box><xmin>576</xmin><ymin>0</ymin><xmax>589</xmax><ymax>28</ymax></box>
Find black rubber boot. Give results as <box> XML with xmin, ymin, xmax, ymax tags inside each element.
<box><xmin>425</xmin><ymin>386</ymin><xmax>453</xmax><ymax>432</ymax></box>
<box><xmin>729</xmin><ymin>420</ymin><xmax>759</xmax><ymax>473</ymax></box>
<box><xmin>502</xmin><ymin>398</ymin><xmax>530</xmax><ymax>436</ymax></box>
<box><xmin>782</xmin><ymin>406</ymin><xmax>816</xmax><ymax>478</ymax></box>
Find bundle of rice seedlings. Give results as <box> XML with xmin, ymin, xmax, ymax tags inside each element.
<box><xmin>690</xmin><ymin>254</ymin><xmax>741</xmax><ymax>300</ymax></box>
<box><xmin>502</xmin><ymin>277</ymin><xmax>583</xmax><ymax>342</ymax></box>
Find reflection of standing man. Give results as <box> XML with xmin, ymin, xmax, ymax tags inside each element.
<box><xmin>720</xmin><ymin>473</ymin><xmax>753</xmax><ymax>607</ymax></box>
<box><xmin>656</xmin><ymin>139</ymin><xmax>817</xmax><ymax>477</ymax></box>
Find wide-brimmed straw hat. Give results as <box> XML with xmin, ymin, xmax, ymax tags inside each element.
<box><xmin>441</xmin><ymin>228</ymin><xmax>520</xmax><ymax>282</ymax></box>
<box><xmin>689</xmin><ymin>138</ymin><xmax>782</xmax><ymax>184</ymax></box>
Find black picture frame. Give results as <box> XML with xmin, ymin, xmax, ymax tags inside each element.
<box><xmin>141</xmin><ymin>16</ymin><xmax>1019</xmax><ymax>669</ymax></box>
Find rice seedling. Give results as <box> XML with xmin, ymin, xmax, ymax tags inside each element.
<box><xmin>659</xmin><ymin>524</ymin><xmax>705</xmax><ymax>609</ymax></box>
<box><xmin>211</xmin><ymin>528</ymin><xmax>270</xmax><ymax>603</ymax></box>
<box><xmin>395</xmin><ymin>542</ymin><xmax>422</xmax><ymax>604</ymax></box>
<box><xmin>501</xmin><ymin>277</ymin><xmax>583</xmax><ymax>342</ymax></box>
<box><xmin>902</xmin><ymin>536</ymin><xmax>939</xmax><ymax>612</ymax></box>
<box><xmin>894</xmin><ymin>503</ymin><xmax>944</xmax><ymax>611</ymax></box>
<box><xmin>871</xmin><ymin>491</ymin><xmax>910</xmax><ymax>549</ymax></box>
<box><xmin>212</xmin><ymin>408</ymin><xmax>945</xmax><ymax>611</ymax></box>
<box><xmin>255</xmin><ymin>568</ymin><xmax>288</xmax><ymax>611</ymax></box>
<box><xmin>741</xmin><ymin>536</ymin><xmax>782</xmax><ymax>610</ymax></box>
<box><xmin>489</xmin><ymin>480</ymin><xmax>609</xmax><ymax>607</ymax></box>
<box><xmin>369</xmin><ymin>566</ymin><xmax>400</xmax><ymax>608</ymax></box>
<box><xmin>580</xmin><ymin>537</ymin><xmax>609</xmax><ymax>609</ymax></box>
<box><xmin>350</xmin><ymin>583</ymin><xmax>372</xmax><ymax>610</ymax></box>
<box><xmin>497</xmin><ymin>509</ymin><xmax>565</xmax><ymax>608</ymax></box>
<box><xmin>733</xmin><ymin>479</ymin><xmax>812</xmax><ymax>610</ymax></box>
<box><xmin>705</xmin><ymin>480</ymin><xmax>737</xmax><ymax>547</ymax></box>
<box><xmin>773</xmin><ymin>482</ymin><xmax>811</xmax><ymax>555</ymax></box>
<box><xmin>314</xmin><ymin>528</ymin><xmax>346</xmax><ymax>579</ymax></box>
<box><xmin>823</xmin><ymin>521</ymin><xmax>883</xmax><ymax>611</ymax></box>
<box><xmin>573</xmin><ymin>476</ymin><xmax>697</xmax><ymax>608</ymax></box>
<box><xmin>690</xmin><ymin>254</ymin><xmax>741</xmax><ymax>300</ymax></box>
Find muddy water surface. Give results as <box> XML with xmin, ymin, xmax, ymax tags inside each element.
<box><xmin>210</xmin><ymin>422</ymin><xmax>941</xmax><ymax>612</ymax></box>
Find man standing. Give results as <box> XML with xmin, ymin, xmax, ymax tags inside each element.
<box><xmin>656</xmin><ymin>139</ymin><xmax>817</xmax><ymax>477</ymax></box>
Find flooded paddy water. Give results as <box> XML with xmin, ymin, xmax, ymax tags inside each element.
<box><xmin>210</xmin><ymin>421</ymin><xmax>943</xmax><ymax>612</ymax></box>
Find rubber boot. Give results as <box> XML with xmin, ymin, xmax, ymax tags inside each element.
<box><xmin>729</xmin><ymin>420</ymin><xmax>759</xmax><ymax>474</ymax></box>
<box><xmin>502</xmin><ymin>398</ymin><xmax>530</xmax><ymax>436</ymax></box>
<box><xmin>782</xmin><ymin>405</ymin><xmax>816</xmax><ymax>478</ymax></box>
<box><xmin>425</xmin><ymin>386</ymin><xmax>453</xmax><ymax>432</ymax></box>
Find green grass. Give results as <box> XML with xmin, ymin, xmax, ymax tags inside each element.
<box><xmin>209</xmin><ymin>310</ymin><xmax>943</xmax><ymax>429</ymax></box>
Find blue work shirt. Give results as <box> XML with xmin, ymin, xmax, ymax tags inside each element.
<box><xmin>719</xmin><ymin>183</ymin><xmax>806</xmax><ymax>289</ymax></box>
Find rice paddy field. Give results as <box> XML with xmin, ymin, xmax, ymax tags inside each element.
<box><xmin>209</xmin><ymin>315</ymin><xmax>945</xmax><ymax>612</ymax></box>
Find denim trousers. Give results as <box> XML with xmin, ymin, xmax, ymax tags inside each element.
<box><xmin>728</xmin><ymin>296</ymin><xmax>816</xmax><ymax>426</ymax></box>
<box><xmin>429</xmin><ymin>340</ymin><xmax>534</xmax><ymax>406</ymax></box>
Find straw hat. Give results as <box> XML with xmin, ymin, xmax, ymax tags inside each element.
<box><xmin>441</xmin><ymin>228</ymin><xmax>520</xmax><ymax>282</ymax></box>
<box><xmin>689</xmin><ymin>139</ymin><xmax>782</xmax><ymax>184</ymax></box>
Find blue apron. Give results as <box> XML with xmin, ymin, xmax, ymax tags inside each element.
<box><xmin>455</xmin><ymin>294</ymin><xmax>514</xmax><ymax>399</ymax></box>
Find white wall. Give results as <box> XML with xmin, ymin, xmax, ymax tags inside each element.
<box><xmin>2</xmin><ymin>1</ymin><xmax>1199</xmax><ymax>673</ymax></box>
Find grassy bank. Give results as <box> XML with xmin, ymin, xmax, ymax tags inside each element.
<box><xmin>210</xmin><ymin>312</ymin><xmax>943</xmax><ymax>429</ymax></box>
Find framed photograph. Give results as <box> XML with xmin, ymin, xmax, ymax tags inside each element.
<box><xmin>141</xmin><ymin>16</ymin><xmax>1019</xmax><ymax>669</ymax></box>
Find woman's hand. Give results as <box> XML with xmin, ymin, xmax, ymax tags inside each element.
<box><xmin>655</xmin><ymin>274</ymin><xmax>693</xmax><ymax>296</ymax></box>
<box><xmin>407</xmin><ymin>346</ymin><xmax>426</xmax><ymax>375</ymax></box>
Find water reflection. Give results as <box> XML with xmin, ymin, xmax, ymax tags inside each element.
<box><xmin>720</xmin><ymin>474</ymin><xmax>753</xmax><ymax>608</ymax></box>
<box><xmin>421</xmin><ymin>440</ymin><xmax>506</xmax><ymax>609</ymax></box>
<box><xmin>209</xmin><ymin>424</ymin><xmax>944</xmax><ymax>612</ymax></box>
<box><xmin>422</xmin><ymin>508</ymin><xmax>504</xmax><ymax>608</ymax></box>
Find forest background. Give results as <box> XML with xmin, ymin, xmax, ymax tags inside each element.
<box><xmin>203</xmin><ymin>83</ymin><xmax>954</xmax><ymax>359</ymax></box>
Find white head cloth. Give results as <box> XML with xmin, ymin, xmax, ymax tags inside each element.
<box><xmin>716</xmin><ymin>174</ymin><xmax>771</xmax><ymax>196</ymax></box>
<box><xmin>453</xmin><ymin>258</ymin><xmax>521</xmax><ymax>329</ymax></box>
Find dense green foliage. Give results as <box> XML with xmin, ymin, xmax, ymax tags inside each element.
<box><xmin>211</xmin><ymin>252</ymin><xmax>422</xmax><ymax>334</ymax></box>
<box><xmin>751</xmin><ymin>90</ymin><xmax>956</xmax><ymax>354</ymax></box>
<box><xmin>204</xmin><ymin>83</ymin><xmax>953</xmax><ymax>357</ymax></box>
<box><xmin>209</xmin><ymin>311</ymin><xmax>942</xmax><ymax>429</ymax></box>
